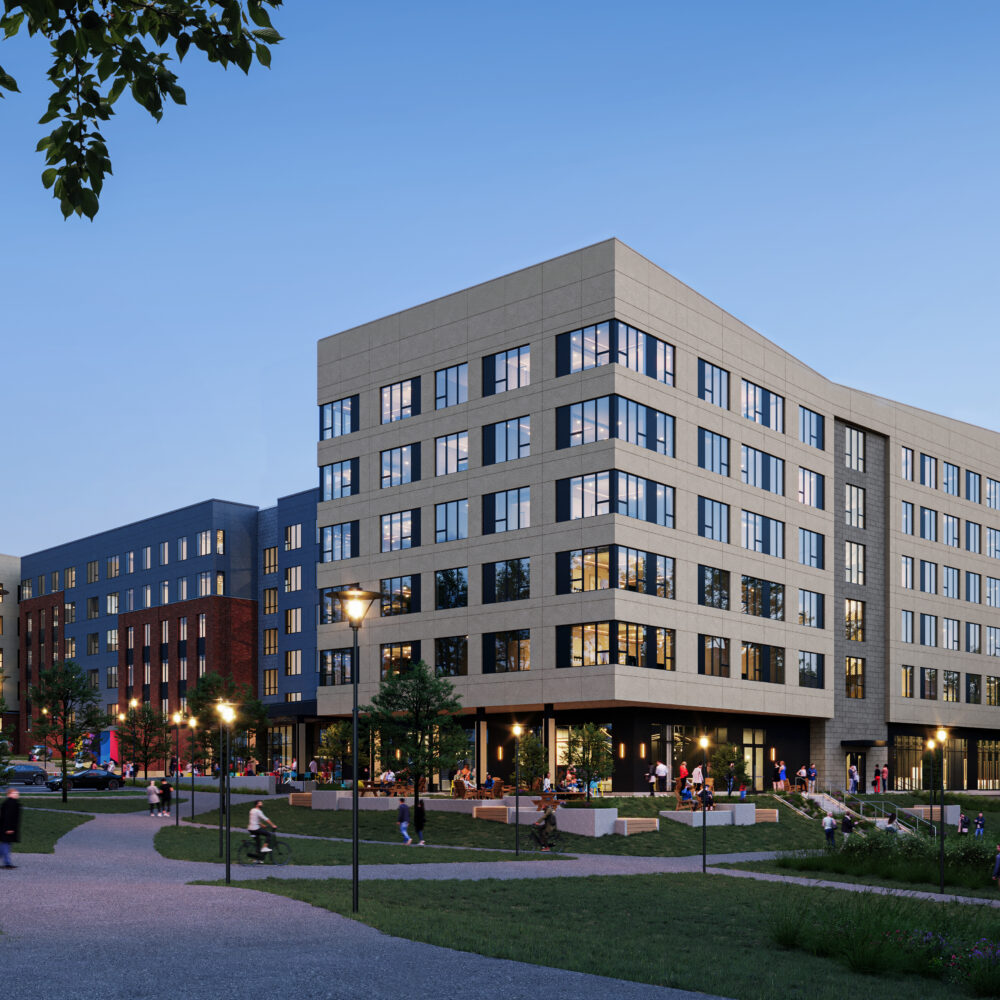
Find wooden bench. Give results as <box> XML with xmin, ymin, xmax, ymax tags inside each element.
<box><xmin>288</xmin><ymin>792</ymin><xmax>313</xmax><ymax>807</ymax></box>
<box><xmin>755</xmin><ymin>808</ymin><xmax>779</xmax><ymax>823</ymax></box>
<box><xmin>615</xmin><ymin>817</ymin><xmax>660</xmax><ymax>836</ymax></box>
<box><xmin>473</xmin><ymin>805</ymin><xmax>509</xmax><ymax>824</ymax></box>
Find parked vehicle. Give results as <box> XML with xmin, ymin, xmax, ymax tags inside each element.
<box><xmin>3</xmin><ymin>764</ymin><xmax>49</xmax><ymax>786</ymax></box>
<box><xmin>46</xmin><ymin>768</ymin><xmax>120</xmax><ymax>792</ymax></box>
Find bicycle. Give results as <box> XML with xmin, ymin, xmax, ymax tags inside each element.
<box><xmin>236</xmin><ymin>830</ymin><xmax>291</xmax><ymax>866</ymax></box>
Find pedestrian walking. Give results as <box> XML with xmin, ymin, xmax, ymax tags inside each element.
<box><xmin>976</xmin><ymin>812</ymin><xmax>985</xmax><ymax>838</ymax></box>
<box><xmin>881</xmin><ymin>764</ymin><xmax>889</xmax><ymax>792</ymax></box>
<box><xmin>807</xmin><ymin>763</ymin><xmax>817</xmax><ymax>793</ymax></box>
<box><xmin>0</xmin><ymin>789</ymin><xmax>21</xmax><ymax>869</ymax></box>
<box><xmin>146</xmin><ymin>780</ymin><xmax>161</xmax><ymax>816</ymax></box>
<box><xmin>822</xmin><ymin>812</ymin><xmax>836</xmax><ymax>847</ymax></box>
<box><xmin>841</xmin><ymin>813</ymin><xmax>854</xmax><ymax>841</ymax></box>
<box><xmin>646</xmin><ymin>761</ymin><xmax>657</xmax><ymax>796</ymax></box>
<box><xmin>959</xmin><ymin>812</ymin><xmax>970</xmax><ymax>835</ymax></box>
<box><xmin>691</xmin><ymin>763</ymin><xmax>703</xmax><ymax>791</ymax></box>
<box><xmin>308</xmin><ymin>758</ymin><xmax>318</xmax><ymax>779</ymax></box>
<box><xmin>397</xmin><ymin>796</ymin><xmax>411</xmax><ymax>845</ymax></box>
<box><xmin>414</xmin><ymin>800</ymin><xmax>426</xmax><ymax>845</ymax></box>
<box><xmin>778</xmin><ymin>760</ymin><xmax>787</xmax><ymax>791</ymax></box>
<box><xmin>158</xmin><ymin>778</ymin><xmax>172</xmax><ymax>818</ymax></box>
<box><xmin>726</xmin><ymin>762</ymin><xmax>736</xmax><ymax>796</ymax></box>
<box><xmin>655</xmin><ymin>759</ymin><xmax>668</xmax><ymax>793</ymax></box>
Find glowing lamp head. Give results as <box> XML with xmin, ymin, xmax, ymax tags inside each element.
<box><xmin>129</xmin><ymin>698</ymin><xmax>138</xmax><ymax>709</ymax></box>
<box><xmin>218</xmin><ymin>705</ymin><xmax>236</xmax><ymax>724</ymax></box>
<box><xmin>936</xmin><ymin>727</ymin><xmax>947</xmax><ymax>743</ymax></box>
<box><xmin>118</xmin><ymin>713</ymin><xmax>125</xmax><ymax>722</ymax></box>
<box><xmin>512</xmin><ymin>724</ymin><xmax>523</xmax><ymax>738</ymax></box>
<box><xmin>927</xmin><ymin>739</ymin><xmax>936</xmax><ymax>751</ymax></box>
<box><xmin>172</xmin><ymin>712</ymin><xmax>182</xmax><ymax>725</ymax></box>
<box><xmin>188</xmin><ymin>717</ymin><xmax>198</xmax><ymax>729</ymax></box>
<box><xmin>699</xmin><ymin>736</ymin><xmax>709</xmax><ymax>750</ymax></box>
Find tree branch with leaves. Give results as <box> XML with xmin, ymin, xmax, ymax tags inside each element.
<box><xmin>0</xmin><ymin>0</ymin><xmax>282</xmax><ymax>218</ymax></box>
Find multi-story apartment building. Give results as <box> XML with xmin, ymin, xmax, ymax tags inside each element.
<box><xmin>15</xmin><ymin>496</ymin><xmax>319</xmax><ymax>766</ymax></box>
<box><xmin>315</xmin><ymin>238</ymin><xmax>1000</xmax><ymax>793</ymax></box>
<box><xmin>0</xmin><ymin>553</ymin><xmax>20</xmax><ymax>735</ymax></box>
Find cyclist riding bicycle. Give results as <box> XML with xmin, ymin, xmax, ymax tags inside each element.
<box><xmin>248</xmin><ymin>800</ymin><xmax>277</xmax><ymax>858</ymax></box>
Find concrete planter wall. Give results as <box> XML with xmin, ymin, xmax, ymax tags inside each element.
<box><xmin>660</xmin><ymin>809</ymin><xmax>735</xmax><ymax>827</ymax></box>
<box><xmin>196</xmin><ymin>775</ymin><xmax>277</xmax><ymax>795</ymax></box>
<box><xmin>715</xmin><ymin>803</ymin><xmax>757</xmax><ymax>826</ymax></box>
<box><xmin>538</xmin><ymin>807</ymin><xmax>618</xmax><ymax>837</ymax></box>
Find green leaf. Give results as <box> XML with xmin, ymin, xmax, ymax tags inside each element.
<box><xmin>254</xmin><ymin>42</ymin><xmax>270</xmax><ymax>69</ymax></box>
<box><xmin>176</xmin><ymin>33</ymin><xmax>191</xmax><ymax>61</ymax></box>
<box><xmin>41</xmin><ymin>167</ymin><xmax>57</xmax><ymax>189</ymax></box>
<box><xmin>79</xmin><ymin>188</ymin><xmax>100</xmax><ymax>220</ymax></box>
<box><xmin>108</xmin><ymin>76</ymin><xmax>127</xmax><ymax>105</ymax></box>
<box><xmin>0</xmin><ymin>65</ymin><xmax>19</xmax><ymax>93</ymax></box>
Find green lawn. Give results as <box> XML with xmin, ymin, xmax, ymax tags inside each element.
<box><xmin>155</xmin><ymin>826</ymin><xmax>551</xmax><ymax>865</ymax></box>
<box><xmin>188</xmin><ymin>799</ymin><xmax>822</xmax><ymax>855</ymax></box>
<box><xmin>19</xmin><ymin>808</ymin><xmax>91</xmax><ymax>852</ymax></box>
<box><xmin>198</xmin><ymin>873</ymin><xmax>989</xmax><ymax>999</ymax></box>
<box><xmin>26</xmin><ymin>796</ymin><xmax>187</xmax><ymax>813</ymax></box>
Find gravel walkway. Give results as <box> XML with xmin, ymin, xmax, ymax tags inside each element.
<box><xmin>0</xmin><ymin>794</ymin><xmax>728</xmax><ymax>1000</ymax></box>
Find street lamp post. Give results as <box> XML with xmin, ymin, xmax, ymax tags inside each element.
<box><xmin>188</xmin><ymin>718</ymin><xmax>198</xmax><ymax>822</ymax></box>
<box><xmin>336</xmin><ymin>588</ymin><xmax>379</xmax><ymax>915</ymax></box>
<box><xmin>218</xmin><ymin>704</ymin><xmax>236</xmax><ymax>885</ymax></box>
<box><xmin>935</xmin><ymin>727</ymin><xmax>947</xmax><ymax>894</ymax></box>
<box><xmin>512</xmin><ymin>725</ymin><xmax>522</xmax><ymax>857</ymax></box>
<box><xmin>699</xmin><ymin>736</ymin><xmax>709</xmax><ymax>873</ymax></box>
<box><xmin>171</xmin><ymin>713</ymin><xmax>183</xmax><ymax>828</ymax></box>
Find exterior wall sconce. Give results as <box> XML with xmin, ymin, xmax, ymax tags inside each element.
<box><xmin>618</xmin><ymin>742</ymin><xmax>626</xmax><ymax>759</ymax></box>
<box><xmin>497</xmin><ymin>746</ymin><xmax>503</xmax><ymax>761</ymax></box>
<box><xmin>639</xmin><ymin>742</ymin><xmax>646</xmax><ymax>759</ymax></box>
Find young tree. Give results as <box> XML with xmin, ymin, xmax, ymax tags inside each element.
<box><xmin>29</xmin><ymin>661</ymin><xmax>104</xmax><ymax>802</ymax></box>
<box><xmin>118</xmin><ymin>704</ymin><xmax>170</xmax><ymax>781</ymax></box>
<box><xmin>515</xmin><ymin>729</ymin><xmax>548</xmax><ymax>790</ymax></box>
<box><xmin>362</xmin><ymin>660</ymin><xmax>468</xmax><ymax>819</ymax></box>
<box><xmin>565</xmin><ymin>723</ymin><xmax>614</xmax><ymax>803</ymax></box>
<box><xmin>0</xmin><ymin>1</ymin><xmax>283</xmax><ymax>218</ymax></box>
<box><xmin>710</xmin><ymin>743</ymin><xmax>749</xmax><ymax>795</ymax></box>
<box><xmin>185</xmin><ymin>672</ymin><xmax>267</xmax><ymax>769</ymax></box>
<box><xmin>317</xmin><ymin>721</ymin><xmax>350</xmax><ymax>779</ymax></box>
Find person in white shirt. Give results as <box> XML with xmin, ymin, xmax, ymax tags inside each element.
<box><xmin>654</xmin><ymin>760</ymin><xmax>668</xmax><ymax>793</ymax></box>
<box><xmin>542</xmin><ymin>773</ymin><xmax>552</xmax><ymax>792</ymax></box>
<box><xmin>248</xmin><ymin>800</ymin><xmax>277</xmax><ymax>858</ymax></box>
<box><xmin>691</xmin><ymin>764</ymin><xmax>704</xmax><ymax>790</ymax></box>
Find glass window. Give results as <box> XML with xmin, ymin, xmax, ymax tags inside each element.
<box><xmin>318</xmin><ymin>649</ymin><xmax>353</xmax><ymax>687</ymax></box>
<box><xmin>435</xmin><ymin>432</ymin><xmax>469</xmax><ymax>475</ymax></box>
<box><xmin>320</xmin><ymin>395</ymin><xmax>356</xmax><ymax>439</ymax></box>
<box><xmin>698</xmin><ymin>428</ymin><xmax>729</xmax><ymax>476</ymax></box>
<box><xmin>988</xmin><ymin>478</ymin><xmax>1000</xmax><ymax>510</ymax></box>
<box><xmin>567</xmin><ymin>322</ymin><xmax>610</xmax><ymax>372</ymax></box>
<box><xmin>698</xmin><ymin>359</ymin><xmax>729</xmax><ymax>408</ymax></box>
<box><xmin>967</xmin><ymin>673</ymin><xmax>982</xmax><ymax>704</ymax></box>
<box><xmin>487</xmin><ymin>487</ymin><xmax>530</xmax><ymax>533</ymax></box>
<box><xmin>570</xmin><ymin>548</ymin><xmax>611</xmax><ymax>592</ymax></box>
<box><xmin>920</xmin><ymin>507</ymin><xmax>937</xmax><ymax>541</ymax></box>
<box><xmin>967</xmin><ymin>521</ymin><xmax>981</xmax><ymax>553</ymax></box>
<box><xmin>320</xmin><ymin>522</ymin><xmax>355</xmax><ymax>562</ymax></box>
<box><xmin>435</xmin><ymin>500</ymin><xmax>468</xmax><ymax>542</ymax></box>
<box><xmin>435</xmin><ymin>635</ymin><xmax>468</xmax><ymax>677</ymax></box>
<box><xmin>489</xmin><ymin>415</ymin><xmax>531</xmax><ymax>462</ymax></box>
<box><xmin>698</xmin><ymin>635</ymin><xmax>730</xmax><ymax>677</ymax></box>
<box><xmin>901</xmin><ymin>555</ymin><xmax>913</xmax><ymax>589</ymax></box>
<box><xmin>318</xmin><ymin>584</ymin><xmax>357</xmax><ymax>625</ymax></box>
<box><xmin>381</xmin><ymin>379</ymin><xmax>417</xmax><ymax>423</ymax></box>
<box><xmin>968</xmin><ymin>622</ymin><xmax>982</xmax><ymax>654</ymax></box>
<box><xmin>990</xmin><ymin>627</ymin><xmax>1000</xmax><ymax>657</ymax></box>
<box><xmin>381</xmin><ymin>510</ymin><xmax>414</xmax><ymax>551</ymax></box>
<box><xmin>741</xmin><ymin>575</ymin><xmax>784</xmax><ymax>620</ymax></box>
<box><xmin>920</xmin><ymin>613</ymin><xmax>938</xmax><ymax>647</ymax></box>
<box><xmin>568</xmin><ymin>398</ymin><xmax>611</xmax><ymax>447</ymax></box>
<box><xmin>284</xmin><ymin>524</ymin><xmax>301</xmax><ymax>550</ymax></box>
<box><xmin>901</xmin><ymin>609</ymin><xmax>913</xmax><ymax>643</ymax></box>
<box><xmin>798</xmin><ymin>468</ymin><xmax>824</xmax><ymax>509</ymax></box>
<box><xmin>380</xmin><ymin>576</ymin><xmax>415</xmax><ymax>616</ymax></box>
<box><xmin>942</xmin><ymin>566</ymin><xmax>959</xmax><ymax>600</ymax></box>
<box><xmin>435</xmin><ymin>363</ymin><xmax>468</xmax><ymax>409</ymax></box>
<box><xmin>798</xmin><ymin>529</ymin><xmax>824</xmax><ymax>569</ymax></box>
<box><xmin>921</xmin><ymin>667</ymin><xmax>938</xmax><ymax>700</ymax></box>
<box><xmin>988</xmin><ymin>576</ymin><xmax>1000</xmax><ymax>608</ymax></box>
<box><xmin>698</xmin><ymin>566</ymin><xmax>729</xmax><ymax>609</ymax></box>
<box><xmin>741</xmin><ymin>642</ymin><xmax>785</xmax><ymax>684</ymax></box>
<box><xmin>486</xmin><ymin>630</ymin><xmax>530</xmax><ymax>673</ymax></box>
<box><xmin>967</xmin><ymin>571</ymin><xmax>981</xmax><ymax>604</ymax></box>
<box><xmin>798</xmin><ymin>589</ymin><xmax>824</xmax><ymax>629</ymax></box>
<box><xmin>942</xmin><ymin>515</ymin><xmax>959</xmax><ymax>548</ymax></box>
<box><xmin>845</xmin><ymin>599</ymin><xmax>865</xmax><ymax>641</ymax></box>
<box><xmin>698</xmin><ymin>497</ymin><xmax>729</xmax><ymax>543</ymax></box>
<box><xmin>741</xmin><ymin>445</ymin><xmax>784</xmax><ymax>495</ymax></box>
<box><xmin>570</xmin><ymin>473</ymin><xmax>610</xmax><ymax>519</ymax></box>
<box><xmin>798</xmin><ymin>651</ymin><xmax>824</xmax><ymax>689</ymax></box>
<box><xmin>799</xmin><ymin>406</ymin><xmax>824</xmax><ymax>449</ymax></box>
<box><xmin>741</xmin><ymin>379</ymin><xmax>784</xmax><ymax>432</ymax></box>
<box><xmin>920</xmin><ymin>453</ymin><xmax>937</xmax><ymax>489</ymax></box>
<box><xmin>920</xmin><ymin>560</ymin><xmax>937</xmax><ymax>595</ymax></box>
<box><xmin>741</xmin><ymin>511</ymin><xmax>784</xmax><ymax>557</ymax></box>
<box><xmin>942</xmin><ymin>462</ymin><xmax>959</xmax><ymax>496</ymax></box>
<box><xmin>901</xmin><ymin>501</ymin><xmax>914</xmax><ymax>535</ymax></box>
<box><xmin>845</xmin><ymin>657</ymin><xmax>865</xmax><ymax>699</ymax></box>
<box><xmin>381</xmin><ymin>444</ymin><xmax>416</xmax><ymax>488</ymax></box>
<box><xmin>486</xmin><ymin>345</ymin><xmax>530</xmax><ymax>394</ymax></box>
<box><xmin>380</xmin><ymin>641</ymin><xmax>416</xmax><ymax>679</ymax></box>
<box><xmin>487</xmin><ymin>558</ymin><xmax>530</xmax><ymax>603</ymax></box>
<box><xmin>844</xmin><ymin>484</ymin><xmax>864</xmax><ymax>527</ymax></box>
<box><xmin>900</xmin><ymin>446</ymin><xmax>913</xmax><ymax>481</ymax></box>
<box><xmin>967</xmin><ymin>470</ymin><xmax>981</xmax><ymax>504</ymax></box>
<box><xmin>901</xmin><ymin>664</ymin><xmax>914</xmax><ymax>698</ymax></box>
<box><xmin>321</xmin><ymin>459</ymin><xmax>357</xmax><ymax>501</ymax></box>
<box><xmin>845</xmin><ymin>427</ymin><xmax>865</xmax><ymax>472</ymax></box>
<box><xmin>262</xmin><ymin>547</ymin><xmax>278</xmax><ymax>574</ymax></box>
<box><xmin>434</xmin><ymin>567</ymin><xmax>468</xmax><ymax>609</ymax></box>
<box><xmin>845</xmin><ymin>542</ymin><xmax>866</xmax><ymax>585</ymax></box>
<box><xmin>943</xmin><ymin>620</ymin><xmax>960</xmax><ymax>653</ymax></box>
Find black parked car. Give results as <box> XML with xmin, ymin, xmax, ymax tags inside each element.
<box><xmin>46</xmin><ymin>768</ymin><xmax>121</xmax><ymax>792</ymax></box>
<box><xmin>3</xmin><ymin>763</ymin><xmax>49</xmax><ymax>786</ymax></box>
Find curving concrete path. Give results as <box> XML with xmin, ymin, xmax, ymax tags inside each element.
<box><xmin>0</xmin><ymin>795</ymin><xmax>728</xmax><ymax>1000</ymax></box>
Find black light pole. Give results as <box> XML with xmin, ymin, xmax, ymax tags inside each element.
<box><xmin>220</xmin><ymin>704</ymin><xmax>235</xmax><ymax>884</ymax></box>
<box><xmin>512</xmin><ymin>725</ymin><xmax>522</xmax><ymax>856</ymax></box>
<box><xmin>217</xmin><ymin>704</ymin><xmax>224</xmax><ymax>858</ymax></box>
<box><xmin>336</xmin><ymin>588</ymin><xmax>379</xmax><ymax>915</ymax></box>
<box><xmin>699</xmin><ymin>736</ymin><xmax>709</xmax><ymax>873</ymax></box>
<box><xmin>936</xmin><ymin>727</ymin><xmax>947</xmax><ymax>894</ymax></box>
<box><xmin>172</xmin><ymin>713</ymin><xmax>182</xmax><ymax>828</ymax></box>
<box><xmin>188</xmin><ymin>718</ymin><xmax>198</xmax><ymax>822</ymax></box>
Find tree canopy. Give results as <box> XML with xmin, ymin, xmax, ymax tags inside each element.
<box><xmin>362</xmin><ymin>660</ymin><xmax>468</xmax><ymax>816</ymax></box>
<box><xmin>117</xmin><ymin>702</ymin><xmax>170</xmax><ymax>781</ymax></box>
<box><xmin>29</xmin><ymin>660</ymin><xmax>104</xmax><ymax>801</ymax></box>
<box><xmin>185</xmin><ymin>671</ymin><xmax>266</xmax><ymax>766</ymax></box>
<box><xmin>0</xmin><ymin>0</ymin><xmax>282</xmax><ymax>218</ymax></box>
<box><xmin>565</xmin><ymin>723</ymin><xmax>614</xmax><ymax>802</ymax></box>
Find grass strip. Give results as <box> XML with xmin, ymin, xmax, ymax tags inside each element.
<box><xmin>194</xmin><ymin>873</ymin><xmax>982</xmax><ymax>999</ymax></box>
<box><xmin>188</xmin><ymin>799</ymin><xmax>821</xmax><ymax>856</ymax></box>
<box><xmin>24</xmin><ymin>797</ymin><xmax>187</xmax><ymax>813</ymax></box>
<box><xmin>155</xmin><ymin>825</ymin><xmax>554</xmax><ymax>865</ymax></box>
<box><xmin>18</xmin><ymin>809</ymin><xmax>91</xmax><ymax>852</ymax></box>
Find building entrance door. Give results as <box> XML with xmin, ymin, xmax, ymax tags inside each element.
<box><xmin>846</xmin><ymin>751</ymin><xmax>866</xmax><ymax>793</ymax></box>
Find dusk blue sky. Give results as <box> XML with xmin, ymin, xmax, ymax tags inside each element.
<box><xmin>2</xmin><ymin>2</ymin><xmax>998</xmax><ymax>555</ymax></box>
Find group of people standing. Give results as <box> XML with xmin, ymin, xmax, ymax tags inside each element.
<box><xmin>145</xmin><ymin>779</ymin><xmax>174</xmax><ymax>817</ymax></box>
